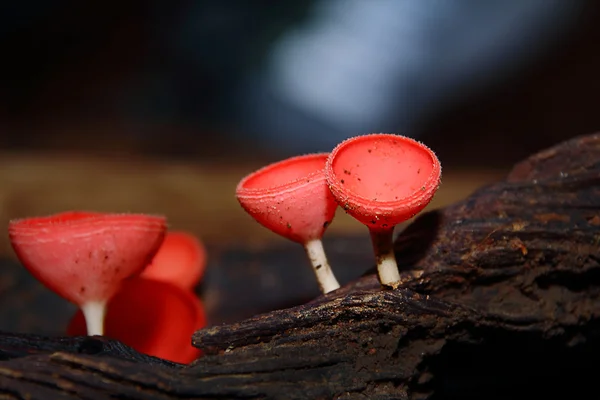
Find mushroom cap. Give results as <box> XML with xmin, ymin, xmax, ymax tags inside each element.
<box><xmin>236</xmin><ymin>153</ymin><xmax>338</xmax><ymax>244</ymax></box>
<box><xmin>67</xmin><ymin>277</ymin><xmax>205</xmax><ymax>364</ymax></box>
<box><xmin>140</xmin><ymin>231</ymin><xmax>207</xmax><ymax>290</ymax></box>
<box><xmin>326</xmin><ymin>134</ymin><xmax>441</xmax><ymax>230</ymax></box>
<box><xmin>8</xmin><ymin>211</ymin><xmax>167</xmax><ymax>306</ymax></box>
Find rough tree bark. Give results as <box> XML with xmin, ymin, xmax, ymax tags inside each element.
<box><xmin>0</xmin><ymin>133</ymin><xmax>598</xmax><ymax>399</ymax></box>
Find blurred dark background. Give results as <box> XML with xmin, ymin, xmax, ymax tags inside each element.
<box><xmin>1</xmin><ymin>0</ymin><xmax>599</xmax><ymax>252</ymax></box>
<box><xmin>1</xmin><ymin>0</ymin><xmax>598</xmax><ymax>166</ymax></box>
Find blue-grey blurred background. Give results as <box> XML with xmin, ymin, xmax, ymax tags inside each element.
<box><xmin>0</xmin><ymin>0</ymin><xmax>598</xmax><ymax>166</ymax></box>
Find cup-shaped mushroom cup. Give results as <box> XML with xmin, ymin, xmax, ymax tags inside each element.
<box><xmin>236</xmin><ymin>153</ymin><xmax>340</xmax><ymax>294</ymax></box>
<box><xmin>326</xmin><ymin>134</ymin><xmax>441</xmax><ymax>288</ymax></box>
<box><xmin>68</xmin><ymin>277</ymin><xmax>206</xmax><ymax>364</ymax></box>
<box><xmin>140</xmin><ymin>231</ymin><xmax>207</xmax><ymax>291</ymax></box>
<box><xmin>8</xmin><ymin>211</ymin><xmax>167</xmax><ymax>335</ymax></box>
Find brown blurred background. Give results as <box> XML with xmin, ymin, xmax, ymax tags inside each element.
<box><xmin>0</xmin><ymin>0</ymin><xmax>599</xmax><ymax>255</ymax></box>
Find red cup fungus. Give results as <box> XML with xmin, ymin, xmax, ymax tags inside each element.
<box><xmin>326</xmin><ymin>133</ymin><xmax>441</xmax><ymax>288</ymax></box>
<box><xmin>8</xmin><ymin>211</ymin><xmax>167</xmax><ymax>336</ymax></box>
<box><xmin>236</xmin><ymin>153</ymin><xmax>340</xmax><ymax>293</ymax></box>
<box><xmin>67</xmin><ymin>277</ymin><xmax>206</xmax><ymax>364</ymax></box>
<box><xmin>140</xmin><ymin>231</ymin><xmax>207</xmax><ymax>290</ymax></box>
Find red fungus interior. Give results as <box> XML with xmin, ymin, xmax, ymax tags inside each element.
<box><xmin>13</xmin><ymin>211</ymin><xmax>101</xmax><ymax>226</ymax></box>
<box><xmin>67</xmin><ymin>278</ymin><xmax>205</xmax><ymax>364</ymax></box>
<box><xmin>331</xmin><ymin>137</ymin><xmax>435</xmax><ymax>202</ymax></box>
<box><xmin>141</xmin><ymin>231</ymin><xmax>206</xmax><ymax>290</ymax></box>
<box><xmin>240</xmin><ymin>154</ymin><xmax>327</xmax><ymax>190</ymax></box>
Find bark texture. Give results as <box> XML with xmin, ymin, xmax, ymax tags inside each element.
<box><xmin>0</xmin><ymin>133</ymin><xmax>599</xmax><ymax>400</ymax></box>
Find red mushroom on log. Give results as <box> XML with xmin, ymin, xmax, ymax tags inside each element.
<box><xmin>326</xmin><ymin>133</ymin><xmax>441</xmax><ymax>288</ymax></box>
<box><xmin>236</xmin><ymin>153</ymin><xmax>341</xmax><ymax>293</ymax></box>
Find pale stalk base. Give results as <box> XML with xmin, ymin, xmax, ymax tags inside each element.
<box><xmin>81</xmin><ymin>300</ymin><xmax>107</xmax><ymax>336</ymax></box>
<box><xmin>304</xmin><ymin>239</ymin><xmax>340</xmax><ymax>294</ymax></box>
<box><xmin>370</xmin><ymin>228</ymin><xmax>401</xmax><ymax>288</ymax></box>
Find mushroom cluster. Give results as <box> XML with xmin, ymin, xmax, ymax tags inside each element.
<box><xmin>8</xmin><ymin>212</ymin><xmax>207</xmax><ymax>364</ymax></box>
<box><xmin>236</xmin><ymin>133</ymin><xmax>441</xmax><ymax>291</ymax></box>
<box><xmin>6</xmin><ymin>132</ymin><xmax>439</xmax><ymax>364</ymax></box>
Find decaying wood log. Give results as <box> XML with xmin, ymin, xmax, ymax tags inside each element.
<box><xmin>0</xmin><ymin>133</ymin><xmax>598</xmax><ymax>399</ymax></box>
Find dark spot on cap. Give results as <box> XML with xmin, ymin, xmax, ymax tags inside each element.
<box><xmin>340</xmin><ymin>179</ymin><xmax>345</xmax><ymax>184</ymax></box>
<box><xmin>382</xmin><ymin>224</ymin><xmax>388</xmax><ymax>228</ymax></box>
<box><xmin>368</xmin><ymin>149</ymin><xmax>372</xmax><ymax>153</ymax></box>
<box><xmin>104</xmin><ymin>254</ymin><xmax>109</xmax><ymax>261</ymax></box>
<box><xmin>343</xmin><ymin>169</ymin><xmax>351</xmax><ymax>175</ymax></box>
<box><xmin>371</xmin><ymin>220</ymin><xmax>376</xmax><ymax>224</ymax></box>
<box><xmin>80</xmin><ymin>286</ymin><xmax>86</xmax><ymax>293</ymax></box>
<box><xmin>323</xmin><ymin>221</ymin><xmax>330</xmax><ymax>228</ymax></box>
<box><xmin>287</xmin><ymin>223</ymin><xmax>292</xmax><ymax>229</ymax></box>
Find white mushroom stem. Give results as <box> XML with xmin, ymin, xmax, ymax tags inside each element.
<box><xmin>81</xmin><ymin>300</ymin><xmax>107</xmax><ymax>336</ymax></box>
<box><xmin>369</xmin><ymin>228</ymin><xmax>401</xmax><ymax>287</ymax></box>
<box><xmin>304</xmin><ymin>238</ymin><xmax>340</xmax><ymax>294</ymax></box>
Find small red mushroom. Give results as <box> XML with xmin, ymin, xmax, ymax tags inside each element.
<box><xmin>67</xmin><ymin>277</ymin><xmax>206</xmax><ymax>364</ymax></box>
<box><xmin>140</xmin><ymin>231</ymin><xmax>207</xmax><ymax>290</ymax></box>
<box><xmin>8</xmin><ymin>211</ymin><xmax>167</xmax><ymax>335</ymax></box>
<box><xmin>326</xmin><ymin>133</ymin><xmax>441</xmax><ymax>288</ymax></box>
<box><xmin>236</xmin><ymin>153</ymin><xmax>340</xmax><ymax>293</ymax></box>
